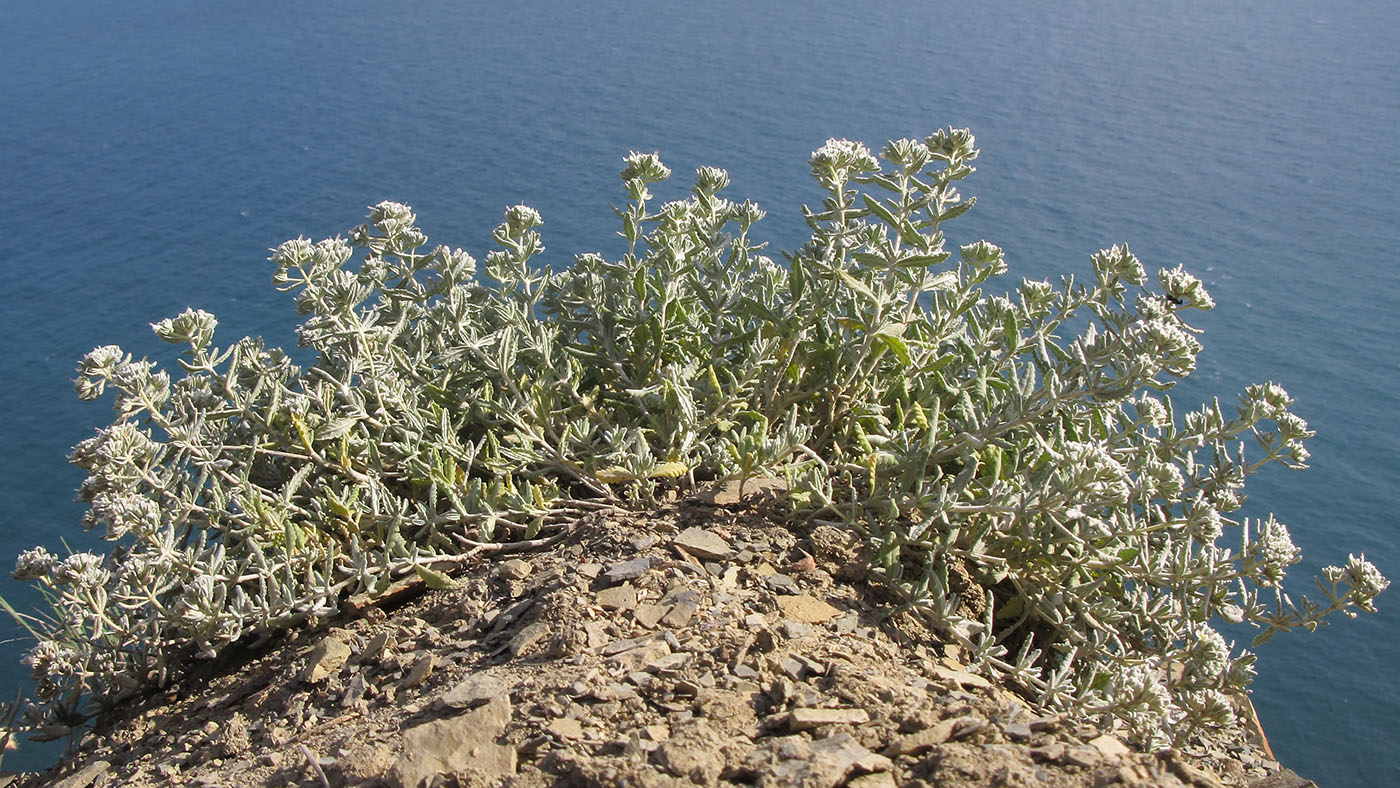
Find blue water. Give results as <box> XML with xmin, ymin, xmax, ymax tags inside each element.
<box><xmin>3</xmin><ymin>0</ymin><xmax>1397</xmax><ymax>781</ymax></box>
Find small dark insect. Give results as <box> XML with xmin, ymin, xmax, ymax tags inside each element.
<box><xmin>1166</xmin><ymin>294</ymin><xmax>1185</xmax><ymax>306</ymax></box>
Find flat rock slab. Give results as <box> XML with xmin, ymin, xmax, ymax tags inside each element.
<box><xmin>301</xmin><ymin>636</ymin><xmax>351</xmax><ymax>683</ymax></box>
<box><xmin>602</xmin><ymin>557</ymin><xmax>652</xmax><ymax>584</ymax></box>
<box><xmin>771</xmin><ymin>732</ymin><xmax>891</xmax><ymax>787</ymax></box>
<box><xmin>931</xmin><ymin>665</ymin><xmax>993</xmax><ymax>689</ymax></box>
<box><xmin>777</xmin><ymin>594</ymin><xmax>841</xmax><ymax>623</ymax></box>
<box><xmin>672</xmin><ymin>527</ymin><xmax>733</xmax><ymax>560</ymax></box>
<box><xmin>596</xmin><ymin>583</ymin><xmax>638</xmax><ymax>610</ymax></box>
<box><xmin>390</xmin><ymin>695</ymin><xmax>515</xmax><ymax>788</ymax></box>
<box><xmin>693</xmin><ymin>476</ymin><xmax>788</xmax><ymax>506</ymax></box>
<box><xmin>438</xmin><ymin>671</ymin><xmax>514</xmax><ymax>709</ymax></box>
<box><xmin>48</xmin><ymin>760</ymin><xmax>110</xmax><ymax>788</ymax></box>
<box><xmin>789</xmin><ymin>707</ymin><xmax>871</xmax><ymax>730</ymax></box>
<box><xmin>1248</xmin><ymin>769</ymin><xmax>1318</xmax><ymax>788</ymax></box>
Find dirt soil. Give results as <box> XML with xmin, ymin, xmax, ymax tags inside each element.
<box><xmin>17</xmin><ymin>493</ymin><xmax>1300</xmax><ymax>788</ymax></box>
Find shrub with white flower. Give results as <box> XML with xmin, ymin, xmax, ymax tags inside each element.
<box><xmin>1</xmin><ymin>129</ymin><xmax>1387</xmax><ymax>748</ymax></box>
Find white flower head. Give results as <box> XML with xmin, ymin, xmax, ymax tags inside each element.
<box><xmin>151</xmin><ymin>308</ymin><xmax>218</xmax><ymax>349</ymax></box>
<box><xmin>620</xmin><ymin>151</ymin><xmax>671</xmax><ymax>184</ymax></box>
<box><xmin>504</xmin><ymin>204</ymin><xmax>544</xmax><ymax>234</ymax></box>
<box><xmin>368</xmin><ymin>201</ymin><xmax>416</xmax><ymax>234</ymax></box>
<box><xmin>1189</xmin><ymin>627</ymin><xmax>1232</xmax><ymax>680</ymax></box>
<box><xmin>51</xmin><ymin>552</ymin><xmax>109</xmax><ymax>589</ymax></box>
<box><xmin>695</xmin><ymin>166</ymin><xmax>731</xmax><ymax>194</ymax></box>
<box><xmin>810</xmin><ymin>138</ymin><xmax>879</xmax><ymax>187</ymax></box>
<box><xmin>1134</xmin><ymin>394</ymin><xmax>1169</xmax><ymax>430</ymax></box>
<box><xmin>1091</xmin><ymin>245</ymin><xmax>1147</xmax><ymax>287</ymax></box>
<box><xmin>1330</xmin><ymin>554</ymin><xmax>1390</xmax><ymax>608</ymax></box>
<box><xmin>1187</xmin><ymin>495</ymin><xmax>1224</xmax><ymax>543</ymax></box>
<box><xmin>1253</xmin><ymin>516</ymin><xmax>1300</xmax><ymax>585</ymax></box>
<box><xmin>13</xmin><ymin>546</ymin><xmax>58</xmax><ymax>581</ymax></box>
<box><xmin>1240</xmin><ymin>382</ymin><xmax>1293</xmax><ymax>422</ymax></box>
<box><xmin>1158</xmin><ymin>264</ymin><xmax>1215</xmax><ymax>310</ymax></box>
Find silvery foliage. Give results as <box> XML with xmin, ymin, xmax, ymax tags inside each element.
<box><xmin>6</xmin><ymin>130</ymin><xmax>1386</xmax><ymax>745</ymax></box>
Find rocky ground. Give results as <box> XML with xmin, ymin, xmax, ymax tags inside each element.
<box><xmin>13</xmin><ymin>485</ymin><xmax>1317</xmax><ymax>788</ymax></box>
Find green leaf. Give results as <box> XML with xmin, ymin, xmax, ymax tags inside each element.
<box><xmin>872</xmin><ymin>330</ymin><xmax>911</xmax><ymax>366</ymax></box>
<box><xmin>415</xmin><ymin>564</ymin><xmax>458</xmax><ymax>590</ymax></box>
<box><xmin>316</xmin><ymin>416</ymin><xmax>358</xmax><ymax>441</ymax></box>
<box><xmin>938</xmin><ymin>197</ymin><xmax>976</xmax><ymax>222</ymax></box>
<box><xmin>838</xmin><ymin>270</ymin><xmax>878</xmax><ymax>304</ymax></box>
<box><xmin>898</xmin><ymin>250</ymin><xmax>952</xmax><ymax>268</ymax></box>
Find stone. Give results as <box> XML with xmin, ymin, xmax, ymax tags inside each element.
<box><xmin>1089</xmin><ymin>733</ymin><xmax>1131</xmax><ymax>758</ymax></box>
<box><xmin>355</xmin><ymin>631</ymin><xmax>394</xmax><ymax>665</ymax></box>
<box><xmin>1030</xmin><ymin>742</ymin><xmax>1066</xmax><ymax>763</ymax></box>
<box><xmin>49</xmin><ymin>760</ymin><xmax>110</xmax><ymax>788</ymax></box>
<box><xmin>848</xmin><ymin>774</ymin><xmax>896</xmax><ymax>788</ymax></box>
<box><xmin>646</xmin><ymin>652</ymin><xmax>691</xmax><ymax>673</ymax></box>
<box><xmin>440</xmin><ymin>672</ymin><xmax>513</xmax><ymax>709</ymax></box>
<box><xmin>507</xmin><ymin>621</ymin><xmax>549</xmax><ymax>658</ymax></box>
<box><xmin>603</xmin><ymin>557</ymin><xmax>652</xmax><ymax>584</ymax></box>
<box><xmin>398</xmin><ymin>654</ymin><xmax>435</xmax><ymax>690</ymax></box>
<box><xmin>1003</xmin><ymin>721</ymin><xmax>1033</xmax><ymax>742</ymax></box>
<box><xmin>776</xmin><ymin>594</ymin><xmax>841</xmax><ymax>623</ymax></box>
<box><xmin>884</xmin><ymin>715</ymin><xmax>983</xmax><ymax>756</ymax></box>
<box><xmin>764</xmin><ymin>573</ymin><xmax>798</xmax><ymax>594</ymax></box>
<box><xmin>548</xmin><ymin>718</ymin><xmax>584</xmax><ymax>740</ymax></box>
<box><xmin>389</xmin><ymin>695</ymin><xmax>515</xmax><ymax>788</ymax></box>
<box><xmin>595</xmin><ymin>583</ymin><xmax>639</xmax><ymax>610</ymax></box>
<box><xmin>672</xmin><ymin>527</ymin><xmax>733</xmax><ymax>560</ymax></box>
<box><xmin>642</xmin><ymin>724</ymin><xmax>670</xmax><ymax>742</ymax></box>
<box><xmin>931</xmin><ymin>665</ymin><xmax>993</xmax><ymax>689</ymax></box>
<box><xmin>1064</xmin><ymin>746</ymin><xmax>1101</xmax><ymax>767</ymax></box>
<box><xmin>778</xmin><ymin>656</ymin><xmax>807</xmax><ymax>681</ymax></box>
<box><xmin>771</xmin><ymin>733</ymin><xmax>890</xmax><ymax>786</ymax></box>
<box><xmin>600</xmin><ymin>634</ymin><xmax>664</xmax><ymax>656</ymax></box>
<box><xmin>577</xmin><ymin>562</ymin><xmax>602</xmax><ymax>579</ymax></box>
<box><xmin>788</xmin><ymin>707</ymin><xmax>871</xmax><ymax>730</ymax></box>
<box><xmin>634</xmin><ymin>603</ymin><xmax>670</xmax><ymax>628</ymax></box>
<box><xmin>609</xmin><ymin>641</ymin><xmax>672</xmax><ymax>672</ymax></box>
<box><xmin>342</xmin><ymin>673</ymin><xmax>369</xmax><ymax>708</ymax></box>
<box><xmin>694</xmin><ymin>476</ymin><xmax>787</xmax><ymax>505</ymax></box>
<box><xmin>779</xmin><ymin>620</ymin><xmax>813</xmax><ymax>638</ymax></box>
<box><xmin>301</xmin><ymin>635</ymin><xmax>351</xmax><ymax>683</ymax></box>
<box><xmin>660</xmin><ymin>601</ymin><xmax>698</xmax><ymax>627</ymax></box>
<box><xmin>498</xmin><ymin>559</ymin><xmax>532</xmax><ymax>580</ymax></box>
<box><xmin>1246</xmin><ymin>769</ymin><xmax>1318</xmax><ymax>788</ymax></box>
<box><xmin>1160</xmin><ymin>752</ymin><xmax>1229</xmax><ymax>788</ymax></box>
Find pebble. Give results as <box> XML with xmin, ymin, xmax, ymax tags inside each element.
<box><xmin>1089</xmin><ymin>733</ymin><xmax>1131</xmax><ymax>758</ymax></box>
<box><xmin>779</xmin><ymin>620</ymin><xmax>813</xmax><ymax>638</ymax></box>
<box><xmin>1003</xmin><ymin>721</ymin><xmax>1033</xmax><ymax>742</ymax></box>
<box><xmin>548</xmin><ymin>718</ymin><xmax>584</xmax><ymax>740</ymax></box>
<box><xmin>508</xmin><ymin>621</ymin><xmax>550</xmax><ymax>658</ymax></box>
<box><xmin>595</xmin><ymin>583</ymin><xmax>639</xmax><ymax>610</ymax></box>
<box><xmin>932</xmin><ymin>665</ymin><xmax>993</xmax><ymax>690</ymax></box>
<box><xmin>301</xmin><ymin>635</ymin><xmax>351</xmax><ymax>683</ymax></box>
<box><xmin>398</xmin><ymin>654</ymin><xmax>435</xmax><ymax>690</ymax></box>
<box><xmin>1064</xmin><ymin>746</ymin><xmax>1101</xmax><ymax>767</ymax></box>
<box><xmin>764</xmin><ymin>573</ymin><xmax>798</xmax><ymax>594</ymax></box>
<box><xmin>672</xmin><ymin>527</ymin><xmax>733</xmax><ymax>560</ymax></box>
<box><xmin>634</xmin><ymin>603</ymin><xmax>670</xmax><ymax>628</ymax></box>
<box><xmin>776</xmin><ymin>594</ymin><xmax>840</xmax><ymax>623</ymax></box>
<box><xmin>660</xmin><ymin>601</ymin><xmax>697</xmax><ymax>627</ymax></box>
<box><xmin>498</xmin><ymin>558</ymin><xmax>532</xmax><ymax>580</ymax></box>
<box><xmin>788</xmin><ymin>707</ymin><xmax>871</xmax><ymax>730</ymax></box>
<box><xmin>603</xmin><ymin>557</ymin><xmax>652</xmax><ymax>584</ymax></box>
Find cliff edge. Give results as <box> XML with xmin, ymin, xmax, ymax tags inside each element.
<box><xmin>16</xmin><ymin>495</ymin><xmax>1314</xmax><ymax>788</ymax></box>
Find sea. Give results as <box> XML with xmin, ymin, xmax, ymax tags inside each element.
<box><xmin>1</xmin><ymin>0</ymin><xmax>1396</xmax><ymax>782</ymax></box>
